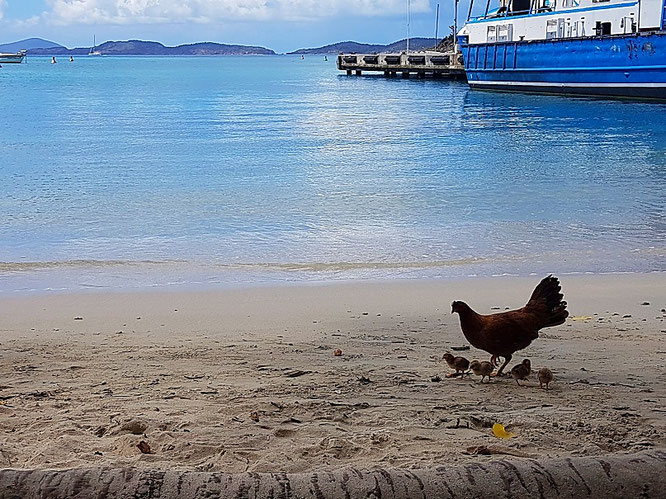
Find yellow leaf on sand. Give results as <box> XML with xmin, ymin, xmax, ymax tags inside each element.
<box><xmin>492</xmin><ymin>423</ymin><xmax>515</xmax><ymax>439</ymax></box>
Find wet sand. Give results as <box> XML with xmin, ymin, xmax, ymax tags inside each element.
<box><xmin>0</xmin><ymin>273</ymin><xmax>664</xmax><ymax>472</ymax></box>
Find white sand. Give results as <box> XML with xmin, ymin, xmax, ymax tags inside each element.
<box><xmin>0</xmin><ymin>273</ymin><xmax>664</xmax><ymax>472</ymax></box>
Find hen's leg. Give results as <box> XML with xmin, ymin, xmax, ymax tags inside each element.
<box><xmin>492</xmin><ymin>354</ymin><xmax>512</xmax><ymax>377</ymax></box>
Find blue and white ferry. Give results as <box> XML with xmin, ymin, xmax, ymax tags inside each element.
<box><xmin>457</xmin><ymin>0</ymin><xmax>666</xmax><ymax>98</ymax></box>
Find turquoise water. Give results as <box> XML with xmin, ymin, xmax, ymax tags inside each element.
<box><xmin>1</xmin><ymin>56</ymin><xmax>665</xmax><ymax>293</ymax></box>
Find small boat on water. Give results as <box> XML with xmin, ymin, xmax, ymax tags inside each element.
<box><xmin>89</xmin><ymin>35</ymin><xmax>102</xmax><ymax>56</ymax></box>
<box><xmin>0</xmin><ymin>50</ymin><xmax>27</xmax><ymax>64</ymax></box>
<box><xmin>458</xmin><ymin>0</ymin><xmax>666</xmax><ymax>99</ymax></box>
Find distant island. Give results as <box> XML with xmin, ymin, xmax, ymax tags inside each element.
<box><xmin>1</xmin><ymin>38</ymin><xmax>275</xmax><ymax>56</ymax></box>
<box><xmin>0</xmin><ymin>36</ymin><xmax>453</xmax><ymax>56</ymax></box>
<box><xmin>288</xmin><ymin>38</ymin><xmax>443</xmax><ymax>55</ymax></box>
<box><xmin>0</xmin><ymin>37</ymin><xmax>64</xmax><ymax>52</ymax></box>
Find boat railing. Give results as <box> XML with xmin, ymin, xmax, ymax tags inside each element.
<box><xmin>468</xmin><ymin>0</ymin><xmax>576</xmax><ymax>21</ymax></box>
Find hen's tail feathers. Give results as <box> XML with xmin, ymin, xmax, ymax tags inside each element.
<box><xmin>526</xmin><ymin>275</ymin><xmax>569</xmax><ymax>328</ymax></box>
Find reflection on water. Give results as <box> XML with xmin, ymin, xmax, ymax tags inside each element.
<box><xmin>0</xmin><ymin>56</ymin><xmax>665</xmax><ymax>292</ymax></box>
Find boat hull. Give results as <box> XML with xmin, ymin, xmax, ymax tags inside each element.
<box><xmin>0</xmin><ymin>55</ymin><xmax>25</xmax><ymax>64</ymax></box>
<box><xmin>460</xmin><ymin>32</ymin><xmax>666</xmax><ymax>99</ymax></box>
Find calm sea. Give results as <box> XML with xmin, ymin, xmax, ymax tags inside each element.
<box><xmin>1</xmin><ymin>55</ymin><xmax>665</xmax><ymax>293</ymax></box>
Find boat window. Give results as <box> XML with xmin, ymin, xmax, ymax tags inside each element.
<box><xmin>595</xmin><ymin>21</ymin><xmax>612</xmax><ymax>35</ymax></box>
<box><xmin>621</xmin><ymin>16</ymin><xmax>637</xmax><ymax>33</ymax></box>
<box><xmin>592</xmin><ymin>0</ymin><xmax>610</xmax><ymax>3</ymax></box>
<box><xmin>511</xmin><ymin>0</ymin><xmax>531</xmax><ymax>14</ymax></box>
<box><xmin>484</xmin><ymin>0</ymin><xmax>507</xmax><ymax>17</ymax></box>
<box><xmin>498</xmin><ymin>24</ymin><xmax>514</xmax><ymax>41</ymax></box>
<box><xmin>537</xmin><ymin>0</ymin><xmax>553</xmax><ymax>13</ymax></box>
<box><xmin>546</xmin><ymin>19</ymin><xmax>561</xmax><ymax>38</ymax></box>
<box><xmin>487</xmin><ymin>25</ymin><xmax>498</xmax><ymax>42</ymax></box>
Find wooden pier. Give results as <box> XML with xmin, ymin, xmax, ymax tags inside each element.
<box><xmin>337</xmin><ymin>51</ymin><xmax>466</xmax><ymax>80</ymax></box>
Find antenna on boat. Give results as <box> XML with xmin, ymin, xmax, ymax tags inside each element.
<box><xmin>454</xmin><ymin>0</ymin><xmax>459</xmax><ymax>50</ymax></box>
<box><xmin>435</xmin><ymin>3</ymin><xmax>440</xmax><ymax>46</ymax></box>
<box><xmin>406</xmin><ymin>0</ymin><xmax>411</xmax><ymax>54</ymax></box>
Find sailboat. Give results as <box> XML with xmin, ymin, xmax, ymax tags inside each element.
<box><xmin>88</xmin><ymin>35</ymin><xmax>102</xmax><ymax>56</ymax></box>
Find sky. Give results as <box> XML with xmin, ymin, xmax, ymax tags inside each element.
<box><xmin>0</xmin><ymin>0</ymin><xmax>467</xmax><ymax>53</ymax></box>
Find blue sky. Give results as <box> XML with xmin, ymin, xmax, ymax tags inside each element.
<box><xmin>0</xmin><ymin>1</ymin><xmax>465</xmax><ymax>53</ymax></box>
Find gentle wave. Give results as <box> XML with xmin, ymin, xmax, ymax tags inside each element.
<box><xmin>0</xmin><ymin>260</ymin><xmax>183</xmax><ymax>272</ymax></box>
<box><xmin>0</xmin><ymin>257</ymin><xmax>495</xmax><ymax>273</ymax></box>
<box><xmin>226</xmin><ymin>258</ymin><xmax>495</xmax><ymax>272</ymax></box>
<box><xmin>2</xmin><ymin>246</ymin><xmax>664</xmax><ymax>275</ymax></box>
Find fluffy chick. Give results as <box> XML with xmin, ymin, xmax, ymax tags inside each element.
<box><xmin>470</xmin><ymin>360</ymin><xmax>494</xmax><ymax>383</ymax></box>
<box><xmin>443</xmin><ymin>353</ymin><xmax>470</xmax><ymax>378</ymax></box>
<box><xmin>510</xmin><ymin>359</ymin><xmax>531</xmax><ymax>386</ymax></box>
<box><xmin>538</xmin><ymin>367</ymin><xmax>553</xmax><ymax>390</ymax></box>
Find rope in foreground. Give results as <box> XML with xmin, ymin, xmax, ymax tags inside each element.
<box><xmin>1</xmin><ymin>450</ymin><xmax>664</xmax><ymax>498</ymax></box>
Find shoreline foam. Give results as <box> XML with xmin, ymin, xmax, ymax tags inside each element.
<box><xmin>1</xmin><ymin>253</ymin><xmax>664</xmax><ymax>296</ymax></box>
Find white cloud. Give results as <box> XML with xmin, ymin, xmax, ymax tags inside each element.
<box><xmin>12</xmin><ymin>15</ymin><xmax>42</xmax><ymax>29</ymax></box>
<box><xmin>0</xmin><ymin>0</ymin><xmax>6</xmax><ymax>22</ymax></box>
<box><xmin>45</xmin><ymin>0</ymin><xmax>431</xmax><ymax>25</ymax></box>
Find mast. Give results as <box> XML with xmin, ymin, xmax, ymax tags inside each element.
<box><xmin>406</xmin><ymin>0</ymin><xmax>411</xmax><ymax>54</ymax></box>
<box><xmin>435</xmin><ymin>3</ymin><xmax>440</xmax><ymax>46</ymax></box>
<box><xmin>454</xmin><ymin>0</ymin><xmax>459</xmax><ymax>50</ymax></box>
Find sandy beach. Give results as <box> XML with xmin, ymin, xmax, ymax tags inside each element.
<box><xmin>0</xmin><ymin>273</ymin><xmax>664</xmax><ymax>473</ymax></box>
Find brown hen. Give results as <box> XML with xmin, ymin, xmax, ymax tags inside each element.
<box><xmin>451</xmin><ymin>275</ymin><xmax>568</xmax><ymax>376</ymax></box>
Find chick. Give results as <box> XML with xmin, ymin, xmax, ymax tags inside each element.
<box><xmin>510</xmin><ymin>359</ymin><xmax>531</xmax><ymax>386</ymax></box>
<box><xmin>470</xmin><ymin>360</ymin><xmax>494</xmax><ymax>383</ymax></box>
<box><xmin>442</xmin><ymin>353</ymin><xmax>470</xmax><ymax>378</ymax></box>
<box><xmin>538</xmin><ymin>367</ymin><xmax>553</xmax><ymax>390</ymax></box>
